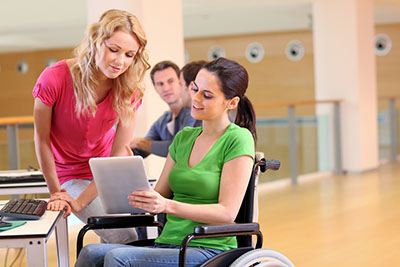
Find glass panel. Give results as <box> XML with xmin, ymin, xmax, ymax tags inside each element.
<box><xmin>0</xmin><ymin>128</ymin><xmax>8</xmax><ymax>170</ymax></box>
<box><xmin>19</xmin><ymin>127</ymin><xmax>38</xmax><ymax>170</ymax></box>
<box><xmin>0</xmin><ymin>126</ymin><xmax>37</xmax><ymax>170</ymax></box>
<box><xmin>378</xmin><ymin>109</ymin><xmax>390</xmax><ymax>159</ymax></box>
<box><xmin>256</xmin><ymin>112</ymin><xmax>333</xmax><ymax>183</ymax></box>
<box><xmin>256</xmin><ymin>118</ymin><xmax>290</xmax><ymax>182</ymax></box>
<box><xmin>398</xmin><ymin>109</ymin><xmax>400</xmax><ymax>156</ymax></box>
<box><xmin>297</xmin><ymin>116</ymin><xmax>319</xmax><ymax>175</ymax></box>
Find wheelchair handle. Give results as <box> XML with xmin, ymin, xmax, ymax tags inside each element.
<box><xmin>265</xmin><ymin>159</ymin><xmax>280</xmax><ymax>171</ymax></box>
<box><xmin>258</xmin><ymin>158</ymin><xmax>280</xmax><ymax>172</ymax></box>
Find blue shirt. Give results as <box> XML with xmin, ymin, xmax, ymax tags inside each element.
<box><xmin>134</xmin><ymin>108</ymin><xmax>201</xmax><ymax>157</ymax></box>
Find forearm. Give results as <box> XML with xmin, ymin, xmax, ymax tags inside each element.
<box><xmin>35</xmin><ymin>139</ymin><xmax>61</xmax><ymax>194</ymax></box>
<box><xmin>74</xmin><ymin>181</ymin><xmax>98</xmax><ymax>211</ymax></box>
<box><xmin>111</xmin><ymin>116</ymin><xmax>136</xmax><ymax>156</ymax></box>
<box><xmin>165</xmin><ymin>200</ymin><xmax>236</xmax><ymax>224</ymax></box>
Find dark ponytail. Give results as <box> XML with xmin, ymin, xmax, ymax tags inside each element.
<box><xmin>203</xmin><ymin>57</ymin><xmax>257</xmax><ymax>143</ymax></box>
<box><xmin>236</xmin><ymin>95</ymin><xmax>257</xmax><ymax>143</ymax></box>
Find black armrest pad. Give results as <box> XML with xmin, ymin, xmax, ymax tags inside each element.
<box><xmin>194</xmin><ymin>223</ymin><xmax>259</xmax><ymax>235</ymax></box>
<box><xmin>87</xmin><ymin>214</ymin><xmax>161</xmax><ymax>229</ymax></box>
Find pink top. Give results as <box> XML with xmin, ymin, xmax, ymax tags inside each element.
<box><xmin>33</xmin><ymin>60</ymin><xmax>141</xmax><ymax>184</ymax></box>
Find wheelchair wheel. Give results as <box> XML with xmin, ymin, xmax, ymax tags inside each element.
<box><xmin>229</xmin><ymin>248</ymin><xmax>295</xmax><ymax>267</ymax></box>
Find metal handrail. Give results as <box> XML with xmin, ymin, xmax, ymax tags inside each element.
<box><xmin>0</xmin><ymin>116</ymin><xmax>33</xmax><ymax>125</ymax></box>
<box><xmin>253</xmin><ymin>99</ymin><xmax>342</xmax><ymax>109</ymax></box>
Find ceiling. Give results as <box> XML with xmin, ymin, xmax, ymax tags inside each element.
<box><xmin>0</xmin><ymin>0</ymin><xmax>399</xmax><ymax>53</ymax></box>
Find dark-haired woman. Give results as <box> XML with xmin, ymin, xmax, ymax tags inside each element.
<box><xmin>75</xmin><ymin>57</ymin><xmax>257</xmax><ymax>267</ymax></box>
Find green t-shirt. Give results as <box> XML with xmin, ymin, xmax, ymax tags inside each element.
<box><xmin>155</xmin><ymin>123</ymin><xmax>255</xmax><ymax>251</ymax></box>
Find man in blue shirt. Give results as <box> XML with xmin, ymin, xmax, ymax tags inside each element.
<box><xmin>130</xmin><ymin>61</ymin><xmax>201</xmax><ymax>157</ymax></box>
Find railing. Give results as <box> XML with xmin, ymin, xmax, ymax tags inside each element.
<box><xmin>0</xmin><ymin>116</ymin><xmax>34</xmax><ymax>170</ymax></box>
<box><xmin>1</xmin><ymin>97</ymin><xmax>398</xmax><ymax>181</ymax></box>
<box><xmin>254</xmin><ymin>99</ymin><xmax>343</xmax><ymax>185</ymax></box>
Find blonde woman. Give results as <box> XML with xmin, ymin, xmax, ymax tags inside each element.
<box><xmin>33</xmin><ymin>9</ymin><xmax>150</xmax><ymax>244</ymax></box>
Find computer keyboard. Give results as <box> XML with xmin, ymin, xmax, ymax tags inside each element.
<box><xmin>0</xmin><ymin>199</ymin><xmax>47</xmax><ymax>220</ymax></box>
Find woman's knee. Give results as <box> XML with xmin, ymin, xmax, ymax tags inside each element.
<box><xmin>76</xmin><ymin>244</ymin><xmax>105</xmax><ymax>267</ymax></box>
<box><xmin>104</xmin><ymin>248</ymin><xmax>134</xmax><ymax>267</ymax></box>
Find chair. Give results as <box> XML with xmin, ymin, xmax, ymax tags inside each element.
<box><xmin>76</xmin><ymin>156</ymin><xmax>295</xmax><ymax>267</ymax></box>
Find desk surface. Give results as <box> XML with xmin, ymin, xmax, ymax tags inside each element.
<box><xmin>0</xmin><ymin>200</ymin><xmax>69</xmax><ymax>267</ymax></box>
<box><xmin>0</xmin><ymin>200</ymin><xmax>60</xmax><ymax>237</ymax></box>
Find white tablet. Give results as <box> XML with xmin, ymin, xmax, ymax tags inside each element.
<box><xmin>89</xmin><ymin>156</ymin><xmax>151</xmax><ymax>214</ymax></box>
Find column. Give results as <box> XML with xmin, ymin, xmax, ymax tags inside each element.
<box><xmin>313</xmin><ymin>0</ymin><xmax>378</xmax><ymax>173</ymax></box>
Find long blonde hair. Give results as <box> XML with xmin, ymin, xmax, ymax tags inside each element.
<box><xmin>71</xmin><ymin>9</ymin><xmax>150</xmax><ymax>125</ymax></box>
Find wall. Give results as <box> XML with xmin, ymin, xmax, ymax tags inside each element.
<box><xmin>0</xmin><ymin>23</ymin><xmax>399</xmax><ymax>172</ymax></box>
<box><xmin>185</xmin><ymin>29</ymin><xmax>316</xmax><ymax>117</ymax></box>
<box><xmin>185</xmin><ymin>23</ymin><xmax>400</xmax><ymax>113</ymax></box>
<box><xmin>376</xmin><ymin>24</ymin><xmax>400</xmax><ymax>104</ymax></box>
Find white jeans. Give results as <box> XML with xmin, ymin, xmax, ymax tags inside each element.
<box><xmin>61</xmin><ymin>179</ymin><xmax>138</xmax><ymax>244</ymax></box>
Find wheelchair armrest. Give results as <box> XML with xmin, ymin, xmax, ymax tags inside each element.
<box><xmin>86</xmin><ymin>214</ymin><xmax>162</xmax><ymax>229</ymax></box>
<box><xmin>179</xmin><ymin>223</ymin><xmax>262</xmax><ymax>267</ymax></box>
<box><xmin>77</xmin><ymin>214</ymin><xmax>164</xmax><ymax>258</ymax></box>
<box><xmin>193</xmin><ymin>223</ymin><xmax>259</xmax><ymax>235</ymax></box>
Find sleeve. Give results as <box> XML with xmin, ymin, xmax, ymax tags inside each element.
<box><xmin>145</xmin><ymin>122</ymin><xmax>161</xmax><ymax>140</ymax></box>
<box><xmin>224</xmin><ymin>128</ymin><xmax>255</xmax><ymax>163</ymax></box>
<box><xmin>150</xmin><ymin>140</ymin><xmax>173</xmax><ymax>157</ymax></box>
<box><xmin>168</xmin><ymin>129</ymin><xmax>183</xmax><ymax>162</ymax></box>
<box><xmin>32</xmin><ymin>66</ymin><xmax>60</xmax><ymax>107</ymax></box>
<box><xmin>145</xmin><ymin>115</ymin><xmax>165</xmax><ymax>141</ymax></box>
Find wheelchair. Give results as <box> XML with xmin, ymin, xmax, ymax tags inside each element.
<box><xmin>77</xmin><ymin>155</ymin><xmax>295</xmax><ymax>267</ymax></box>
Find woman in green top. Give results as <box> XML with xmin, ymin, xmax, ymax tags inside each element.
<box><xmin>76</xmin><ymin>57</ymin><xmax>257</xmax><ymax>267</ymax></box>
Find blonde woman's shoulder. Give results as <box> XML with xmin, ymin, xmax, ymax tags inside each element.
<box><xmin>65</xmin><ymin>58</ymin><xmax>78</xmax><ymax>70</ymax></box>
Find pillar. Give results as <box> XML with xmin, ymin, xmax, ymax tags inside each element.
<box><xmin>313</xmin><ymin>0</ymin><xmax>378</xmax><ymax>173</ymax></box>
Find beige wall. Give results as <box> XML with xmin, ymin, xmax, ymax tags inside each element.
<box><xmin>1</xmin><ymin>24</ymin><xmax>398</xmax><ymax>118</ymax></box>
<box><xmin>185</xmin><ymin>23</ymin><xmax>400</xmax><ymax>115</ymax></box>
<box><xmin>376</xmin><ymin>24</ymin><xmax>400</xmax><ymax>108</ymax></box>
<box><xmin>0</xmin><ymin>48</ymin><xmax>73</xmax><ymax>117</ymax></box>
<box><xmin>185</xmin><ymin>30</ymin><xmax>316</xmax><ymax>117</ymax></box>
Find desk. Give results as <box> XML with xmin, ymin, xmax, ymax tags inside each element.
<box><xmin>0</xmin><ymin>170</ymin><xmax>48</xmax><ymax>195</ymax></box>
<box><xmin>0</xmin><ymin>182</ymin><xmax>48</xmax><ymax>195</ymax></box>
<box><xmin>0</xmin><ymin>201</ymin><xmax>69</xmax><ymax>267</ymax></box>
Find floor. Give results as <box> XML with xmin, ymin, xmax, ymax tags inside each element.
<box><xmin>1</xmin><ymin>161</ymin><xmax>399</xmax><ymax>266</ymax></box>
<box><xmin>257</xmin><ymin>161</ymin><xmax>400</xmax><ymax>266</ymax></box>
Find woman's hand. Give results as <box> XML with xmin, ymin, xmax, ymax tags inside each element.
<box><xmin>49</xmin><ymin>189</ymin><xmax>84</xmax><ymax>214</ymax></box>
<box><xmin>128</xmin><ymin>190</ymin><xmax>168</xmax><ymax>214</ymax></box>
<box><xmin>47</xmin><ymin>199</ymin><xmax>72</xmax><ymax>218</ymax></box>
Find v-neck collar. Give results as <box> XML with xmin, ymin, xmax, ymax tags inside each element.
<box><xmin>186</xmin><ymin>123</ymin><xmax>233</xmax><ymax>169</ymax></box>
